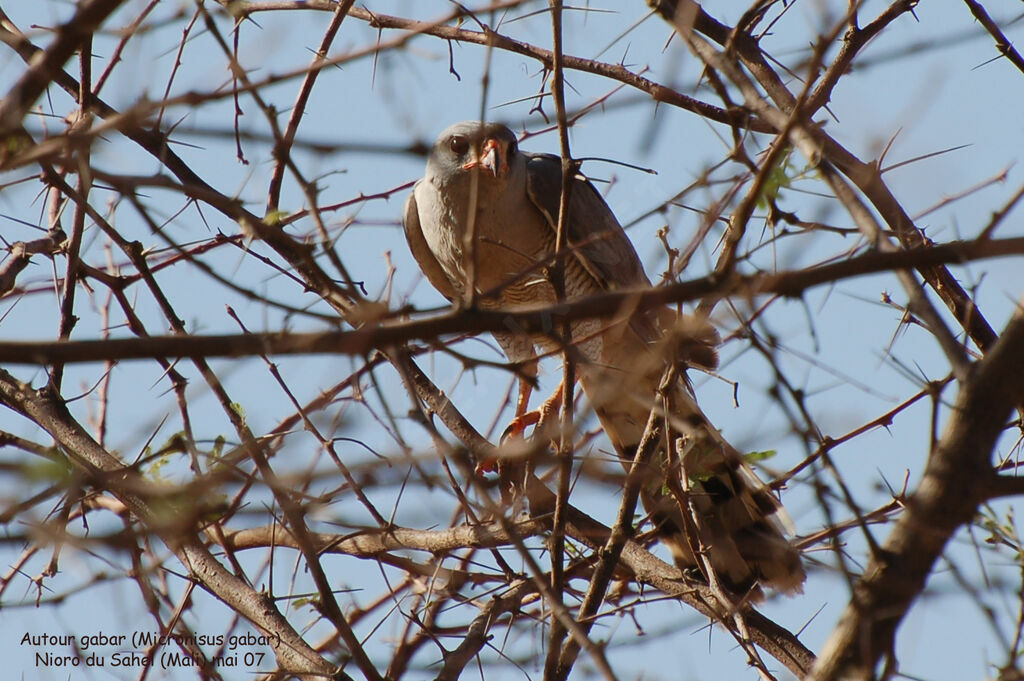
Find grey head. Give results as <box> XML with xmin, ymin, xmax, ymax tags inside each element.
<box><xmin>424</xmin><ymin>121</ymin><xmax>525</xmax><ymax>194</ymax></box>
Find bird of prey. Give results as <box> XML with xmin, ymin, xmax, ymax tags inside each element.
<box><xmin>403</xmin><ymin>121</ymin><xmax>805</xmax><ymax>598</ymax></box>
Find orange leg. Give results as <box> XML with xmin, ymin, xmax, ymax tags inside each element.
<box><xmin>475</xmin><ymin>379</ymin><xmax>537</xmax><ymax>476</ymax></box>
<box><xmin>501</xmin><ymin>379</ymin><xmax>542</xmax><ymax>441</ymax></box>
<box><xmin>475</xmin><ymin>379</ymin><xmax>571</xmax><ymax>476</ymax></box>
<box><xmin>500</xmin><ymin>379</ymin><xmax>566</xmax><ymax>443</ymax></box>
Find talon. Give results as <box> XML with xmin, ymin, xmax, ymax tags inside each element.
<box><xmin>500</xmin><ymin>409</ymin><xmax>542</xmax><ymax>443</ymax></box>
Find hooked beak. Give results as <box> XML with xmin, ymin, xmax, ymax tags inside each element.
<box><xmin>480</xmin><ymin>138</ymin><xmax>507</xmax><ymax>178</ymax></box>
<box><xmin>462</xmin><ymin>137</ymin><xmax>508</xmax><ymax>178</ymax></box>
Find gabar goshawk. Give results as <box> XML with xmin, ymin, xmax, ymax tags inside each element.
<box><xmin>403</xmin><ymin>121</ymin><xmax>805</xmax><ymax>598</ymax></box>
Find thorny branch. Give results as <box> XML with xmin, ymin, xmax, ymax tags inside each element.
<box><xmin>0</xmin><ymin>2</ymin><xmax>1022</xmax><ymax>681</ymax></box>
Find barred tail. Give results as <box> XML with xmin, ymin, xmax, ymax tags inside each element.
<box><xmin>579</xmin><ymin>315</ymin><xmax>805</xmax><ymax>598</ymax></box>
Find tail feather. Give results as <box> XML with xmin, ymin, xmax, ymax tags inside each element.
<box><xmin>576</xmin><ymin>313</ymin><xmax>805</xmax><ymax>598</ymax></box>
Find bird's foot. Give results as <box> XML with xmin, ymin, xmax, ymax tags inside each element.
<box><xmin>499</xmin><ymin>409</ymin><xmax>542</xmax><ymax>445</ymax></box>
<box><xmin>507</xmin><ymin>388</ymin><xmax>565</xmax><ymax>445</ymax></box>
<box><xmin>476</xmin><ymin>385</ymin><xmax>562</xmax><ymax>479</ymax></box>
<box><xmin>472</xmin><ymin>411</ymin><xmax>540</xmax><ymax>477</ymax></box>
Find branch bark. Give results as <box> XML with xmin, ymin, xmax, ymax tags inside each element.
<box><xmin>2</xmin><ymin>235</ymin><xmax>1022</xmax><ymax>365</ymax></box>
<box><xmin>0</xmin><ymin>0</ymin><xmax>126</xmax><ymax>137</ymax></box>
<box><xmin>808</xmin><ymin>299</ymin><xmax>1024</xmax><ymax>680</ymax></box>
<box><xmin>0</xmin><ymin>369</ymin><xmax>343</xmax><ymax>681</ymax></box>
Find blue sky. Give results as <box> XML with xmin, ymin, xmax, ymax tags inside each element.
<box><xmin>1</xmin><ymin>1</ymin><xmax>1024</xmax><ymax>680</ymax></box>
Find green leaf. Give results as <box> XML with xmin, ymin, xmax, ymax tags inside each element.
<box><xmin>263</xmin><ymin>209</ymin><xmax>288</xmax><ymax>226</ymax></box>
<box><xmin>757</xmin><ymin>147</ymin><xmax>795</xmax><ymax>210</ymax></box>
<box><xmin>743</xmin><ymin>450</ymin><xmax>777</xmax><ymax>464</ymax></box>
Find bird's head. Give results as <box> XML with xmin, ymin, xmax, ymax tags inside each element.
<box><xmin>427</xmin><ymin>121</ymin><xmax>519</xmax><ymax>184</ymax></box>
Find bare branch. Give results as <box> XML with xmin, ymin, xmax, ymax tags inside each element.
<box><xmin>808</xmin><ymin>299</ymin><xmax>1024</xmax><ymax>680</ymax></box>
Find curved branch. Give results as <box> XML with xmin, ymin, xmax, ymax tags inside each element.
<box><xmin>222</xmin><ymin>518</ymin><xmax>546</xmax><ymax>556</ymax></box>
<box><xmin>394</xmin><ymin>351</ymin><xmax>817</xmax><ymax>676</ymax></box>
<box><xmin>808</xmin><ymin>301</ymin><xmax>1024</xmax><ymax>680</ymax></box>
<box><xmin>0</xmin><ymin>369</ymin><xmax>343</xmax><ymax>681</ymax></box>
<box><xmin>2</xmin><ymin>236</ymin><xmax>1022</xmax><ymax>365</ymax></box>
<box><xmin>525</xmin><ymin>475</ymin><xmax>818</xmax><ymax>677</ymax></box>
<box><xmin>228</xmin><ymin>0</ymin><xmax>775</xmax><ymax>133</ymax></box>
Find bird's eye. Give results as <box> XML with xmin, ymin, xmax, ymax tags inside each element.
<box><xmin>448</xmin><ymin>135</ymin><xmax>469</xmax><ymax>155</ymax></box>
<box><xmin>507</xmin><ymin>138</ymin><xmax>518</xmax><ymax>157</ymax></box>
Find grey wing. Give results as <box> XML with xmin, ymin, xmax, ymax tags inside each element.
<box><xmin>524</xmin><ymin>153</ymin><xmax>665</xmax><ymax>343</ymax></box>
<box><xmin>523</xmin><ymin>153</ymin><xmax>651</xmax><ymax>291</ymax></box>
<box><xmin>403</xmin><ymin>184</ymin><xmax>457</xmax><ymax>301</ymax></box>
